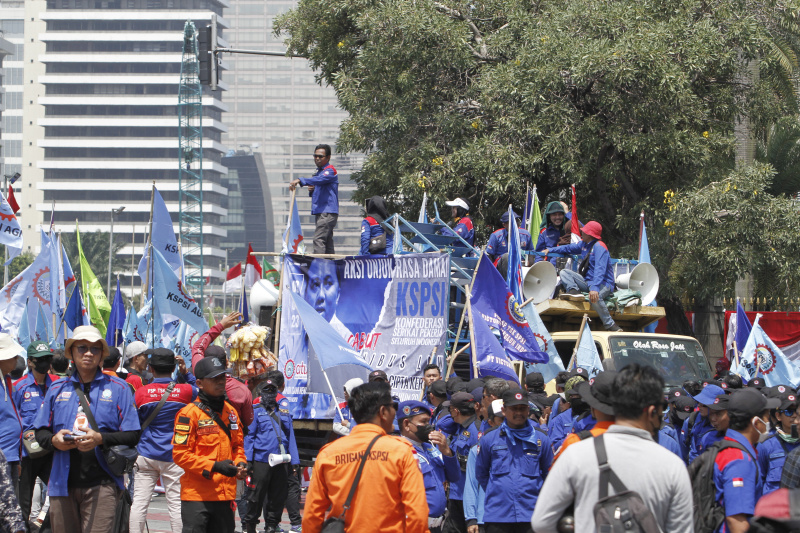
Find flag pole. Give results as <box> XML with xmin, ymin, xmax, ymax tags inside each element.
<box><xmin>273</xmin><ymin>187</ymin><xmax>297</xmax><ymax>356</ymax></box>
<box><xmin>142</xmin><ymin>182</ymin><xmax>155</xmax><ymax>308</ymax></box>
<box><xmin>449</xmin><ymin>249</ymin><xmax>486</xmax><ymax>367</ymax></box>
<box><xmin>57</xmin><ymin>285</ymin><xmax>78</xmax><ymax>338</ymax></box>
<box><xmin>130</xmin><ymin>223</ymin><xmax>136</xmax><ymax>301</ymax></box>
<box><xmin>321</xmin><ymin>367</ymin><xmax>345</xmax><ymax>421</ymax></box>
<box><xmin>465</xmin><ymin>286</ymin><xmax>479</xmax><ymax>379</ymax></box>
<box><xmin>568</xmin><ymin>313</ymin><xmax>590</xmax><ymax>371</ymax></box>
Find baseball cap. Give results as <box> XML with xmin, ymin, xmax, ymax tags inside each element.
<box><xmin>576</xmin><ymin>371</ymin><xmax>616</xmax><ymax>416</ymax></box>
<box><xmin>569</xmin><ymin>367</ymin><xmax>589</xmax><ymax>379</ymax></box>
<box><xmin>692</xmin><ymin>384</ymin><xmax>725</xmax><ymax>406</ymax></box>
<box><xmin>445</xmin><ymin>197</ymin><xmax>469</xmax><ymax>211</ymax></box>
<box><xmin>123</xmin><ymin>341</ymin><xmax>147</xmax><ymax>363</ymax></box>
<box><xmin>194</xmin><ymin>356</ymin><xmax>230</xmax><ymax>379</ymax></box>
<box><xmin>702</xmin><ymin>379</ymin><xmax>723</xmax><ymax>388</ymax></box>
<box><xmin>526</xmin><ymin>372</ymin><xmax>545</xmax><ymax>390</ymax></box>
<box><xmin>27</xmin><ymin>342</ymin><xmax>52</xmax><ymax>359</ymax></box>
<box><xmin>667</xmin><ymin>388</ymin><xmax>689</xmax><ymax>403</ymax></box>
<box><xmin>707</xmin><ymin>394</ymin><xmax>729</xmax><ymax>411</ymax></box>
<box><xmin>466</xmin><ymin>378</ymin><xmax>485</xmax><ymax>392</ymax></box>
<box><xmin>368</xmin><ymin>369</ymin><xmax>388</xmax><ymax>383</ymax></box>
<box><xmin>727</xmin><ymin>388</ymin><xmax>780</xmax><ymax>418</ymax></box>
<box><xmin>777</xmin><ymin>390</ymin><xmax>799</xmax><ymax>410</ymax></box>
<box><xmin>429</xmin><ymin>381</ymin><xmax>447</xmax><ymax>398</ymax></box>
<box><xmin>672</xmin><ymin>396</ymin><xmax>697</xmax><ymax>420</ymax></box>
<box><xmin>450</xmin><ymin>392</ymin><xmax>475</xmax><ymax>412</ymax></box>
<box><xmin>564</xmin><ymin>375</ymin><xmax>587</xmax><ymax>394</ymax></box>
<box><xmin>500</xmin><ymin>211</ymin><xmax>520</xmax><ymax>223</ymax></box>
<box><xmin>748</xmin><ymin>377</ymin><xmax>766</xmax><ymax>390</ymax></box>
<box><xmin>344</xmin><ymin>378</ymin><xmax>363</xmax><ymax>396</ymax></box>
<box><xmin>396</xmin><ymin>401</ymin><xmax>432</xmax><ymax>421</ymax></box>
<box><xmin>471</xmin><ymin>387</ymin><xmax>484</xmax><ymax>404</ymax></box>
<box><xmin>204</xmin><ymin>345</ymin><xmax>227</xmax><ymax>361</ymax></box>
<box><xmin>502</xmin><ymin>388</ymin><xmax>529</xmax><ymax>407</ymax></box>
<box><xmin>147</xmin><ymin>348</ymin><xmax>175</xmax><ymax>367</ymax></box>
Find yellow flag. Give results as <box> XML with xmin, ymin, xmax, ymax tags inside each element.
<box><xmin>76</xmin><ymin>223</ymin><xmax>111</xmax><ymax>335</ymax></box>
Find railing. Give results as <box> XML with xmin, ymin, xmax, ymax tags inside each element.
<box><xmin>681</xmin><ymin>297</ymin><xmax>800</xmax><ymax>313</ymax></box>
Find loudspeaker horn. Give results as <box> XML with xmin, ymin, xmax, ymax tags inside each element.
<box><xmin>615</xmin><ymin>263</ymin><xmax>659</xmax><ymax>306</ymax></box>
<box><xmin>521</xmin><ymin>261</ymin><xmax>558</xmax><ymax>304</ymax></box>
<box><xmin>268</xmin><ymin>453</ymin><xmax>291</xmax><ymax>467</ymax></box>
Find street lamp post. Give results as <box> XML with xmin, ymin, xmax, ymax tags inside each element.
<box><xmin>2</xmin><ymin>173</ymin><xmax>21</xmax><ymax>286</ymax></box>
<box><xmin>108</xmin><ymin>206</ymin><xmax>125</xmax><ymax>300</ymax></box>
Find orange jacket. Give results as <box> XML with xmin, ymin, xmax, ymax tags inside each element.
<box><xmin>553</xmin><ymin>420</ymin><xmax>614</xmax><ymax>463</ymax></box>
<box><xmin>302</xmin><ymin>423</ymin><xmax>430</xmax><ymax>533</ymax></box>
<box><xmin>172</xmin><ymin>400</ymin><xmax>246</xmax><ymax>502</ymax></box>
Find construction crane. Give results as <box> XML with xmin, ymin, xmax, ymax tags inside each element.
<box><xmin>178</xmin><ymin>20</ymin><xmax>204</xmax><ymax>305</ymax></box>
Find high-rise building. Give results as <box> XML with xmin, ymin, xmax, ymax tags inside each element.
<box><xmin>0</xmin><ymin>1</ymin><xmax>23</xmax><ymax>185</ymax></box>
<box><xmin>222</xmin><ymin>0</ymin><xmax>363</xmax><ymax>255</ymax></box>
<box><xmin>21</xmin><ymin>0</ymin><xmax>229</xmax><ymax>299</ymax></box>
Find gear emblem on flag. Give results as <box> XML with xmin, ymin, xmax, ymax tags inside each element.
<box><xmin>2</xmin><ymin>276</ymin><xmax>22</xmax><ymax>303</ymax></box>
<box><xmin>32</xmin><ymin>268</ymin><xmax>51</xmax><ymax>306</ymax></box>
<box><xmin>505</xmin><ymin>293</ymin><xmax>528</xmax><ymax>328</ymax></box>
<box><xmin>756</xmin><ymin>343</ymin><xmax>777</xmax><ymax>375</ymax></box>
<box><xmin>533</xmin><ymin>332</ymin><xmax>548</xmax><ymax>351</ymax></box>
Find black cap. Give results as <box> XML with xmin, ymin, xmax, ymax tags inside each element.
<box><xmin>466</xmin><ymin>378</ymin><xmax>485</xmax><ymax>392</ymax></box>
<box><xmin>702</xmin><ymin>379</ymin><xmax>723</xmax><ymax>388</ymax></box>
<box><xmin>576</xmin><ymin>372</ymin><xmax>616</xmax><ymax>416</ymax></box>
<box><xmin>708</xmin><ymin>394</ymin><xmax>729</xmax><ymax>411</ymax></box>
<box><xmin>542</xmin><ymin>394</ymin><xmax>559</xmax><ymax>407</ymax></box>
<box><xmin>748</xmin><ymin>377</ymin><xmax>766</xmax><ymax>390</ymax></box>
<box><xmin>262</xmin><ymin>378</ymin><xmax>278</xmax><ymax>391</ymax></box>
<box><xmin>526</xmin><ymin>372</ymin><xmax>545</xmax><ymax>390</ymax></box>
<box><xmin>369</xmin><ymin>369</ymin><xmax>388</xmax><ymax>383</ymax></box>
<box><xmin>777</xmin><ymin>390</ymin><xmax>799</xmax><ymax>410</ymax></box>
<box><xmin>569</xmin><ymin>367</ymin><xmax>589</xmax><ymax>379</ymax></box>
<box><xmin>147</xmin><ymin>348</ymin><xmax>175</xmax><ymax>367</ymax></box>
<box><xmin>451</xmin><ymin>382</ymin><xmax>468</xmax><ymax>394</ymax></box>
<box><xmin>728</xmin><ymin>388</ymin><xmax>780</xmax><ymax>418</ymax></box>
<box><xmin>503</xmin><ymin>388</ymin><xmax>529</xmax><ymax>407</ymax></box>
<box><xmin>450</xmin><ymin>392</ymin><xmax>475</xmax><ymax>412</ymax></box>
<box><xmin>667</xmin><ymin>388</ymin><xmax>689</xmax><ymax>404</ymax></box>
<box><xmin>204</xmin><ymin>345</ymin><xmax>226</xmax><ymax>361</ymax></box>
<box><xmin>429</xmin><ymin>380</ymin><xmax>447</xmax><ymax>398</ymax></box>
<box><xmin>673</xmin><ymin>396</ymin><xmax>697</xmax><ymax>420</ymax></box>
<box><xmin>195</xmin><ymin>356</ymin><xmax>230</xmax><ymax>379</ymax></box>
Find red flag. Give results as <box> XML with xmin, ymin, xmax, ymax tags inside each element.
<box><xmin>570</xmin><ymin>184</ymin><xmax>580</xmax><ymax>243</ymax></box>
<box><xmin>244</xmin><ymin>243</ymin><xmax>262</xmax><ymax>288</ymax></box>
<box><xmin>7</xmin><ymin>186</ymin><xmax>19</xmax><ymax>214</ymax></box>
<box><xmin>223</xmin><ymin>262</ymin><xmax>242</xmax><ymax>294</ymax></box>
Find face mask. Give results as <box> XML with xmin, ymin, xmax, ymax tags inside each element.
<box><xmin>33</xmin><ymin>359</ymin><xmax>51</xmax><ymax>375</ymax></box>
<box><xmin>752</xmin><ymin>416</ymin><xmax>771</xmax><ymax>436</ymax></box>
<box><xmin>413</xmin><ymin>423</ymin><xmax>434</xmax><ymax>443</ymax></box>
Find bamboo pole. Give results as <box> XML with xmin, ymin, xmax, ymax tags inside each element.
<box><xmin>449</xmin><ymin>250</ymin><xmax>487</xmax><ymax>363</ymax></box>
<box><xmin>465</xmin><ymin>286</ymin><xmax>479</xmax><ymax>378</ymax></box>
<box><xmin>567</xmin><ymin>313</ymin><xmax>590</xmax><ymax>371</ymax></box>
<box><xmin>272</xmin><ymin>187</ymin><xmax>297</xmax><ymax>356</ymax></box>
<box><xmin>141</xmin><ymin>182</ymin><xmax>155</xmax><ymax>308</ymax></box>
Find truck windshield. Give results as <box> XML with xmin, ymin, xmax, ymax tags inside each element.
<box><xmin>608</xmin><ymin>336</ymin><xmax>713</xmax><ymax>387</ymax></box>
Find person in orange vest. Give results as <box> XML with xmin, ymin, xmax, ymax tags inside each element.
<box><xmin>302</xmin><ymin>381</ymin><xmax>429</xmax><ymax>532</ymax></box>
<box><xmin>172</xmin><ymin>356</ymin><xmax>247</xmax><ymax>533</ymax></box>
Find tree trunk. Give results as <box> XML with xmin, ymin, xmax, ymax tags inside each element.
<box><xmin>662</xmin><ymin>296</ymin><xmax>694</xmax><ymax>336</ymax></box>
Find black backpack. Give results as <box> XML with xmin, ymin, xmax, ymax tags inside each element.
<box><xmin>592</xmin><ymin>434</ymin><xmax>661</xmax><ymax>533</ymax></box>
<box><xmin>687</xmin><ymin>439</ymin><xmax>751</xmax><ymax>533</ymax></box>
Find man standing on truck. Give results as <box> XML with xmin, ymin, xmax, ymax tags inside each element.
<box><xmin>542</xmin><ymin>220</ymin><xmax>622</xmax><ymax>332</ymax></box>
<box><xmin>289</xmin><ymin>144</ymin><xmax>339</xmax><ymax>254</ymax></box>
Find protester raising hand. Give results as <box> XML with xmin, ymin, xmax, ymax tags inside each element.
<box><xmin>220</xmin><ymin>311</ymin><xmax>243</xmax><ymax>330</ymax></box>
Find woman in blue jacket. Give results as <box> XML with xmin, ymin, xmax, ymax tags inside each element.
<box><xmin>359</xmin><ymin>196</ymin><xmax>393</xmax><ymax>255</ymax></box>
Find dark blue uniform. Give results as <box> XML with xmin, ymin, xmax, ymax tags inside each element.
<box><xmin>757</xmin><ymin>434</ymin><xmax>800</xmax><ymax>496</ymax></box>
<box><xmin>713</xmin><ymin>430</ymin><xmax>761</xmax><ymax>532</ymax></box>
<box><xmin>684</xmin><ymin>412</ymin><xmax>716</xmax><ymax>463</ymax></box>
<box><xmin>441</xmin><ymin>216</ymin><xmax>474</xmax><ymax>245</ymax></box>
<box><xmin>548</xmin><ymin>407</ymin><xmax>575</xmax><ymax>452</ymax></box>
<box><xmin>485</xmin><ymin>227</ymin><xmax>534</xmax><ymax>260</ymax></box>
<box><xmin>407</xmin><ymin>438</ymin><xmax>460</xmax><ymax>518</ymax></box>
<box><xmin>359</xmin><ymin>217</ymin><xmax>393</xmax><ymax>255</ymax></box>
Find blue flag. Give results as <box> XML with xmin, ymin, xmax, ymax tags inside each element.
<box><xmin>520</xmin><ymin>303</ymin><xmax>565</xmax><ymax>383</ymax></box>
<box><xmin>122</xmin><ymin>304</ymin><xmax>143</xmax><ymax>345</ymax></box>
<box><xmin>64</xmin><ymin>285</ymin><xmax>88</xmax><ymax>333</ymax></box>
<box><xmin>0</xmin><ymin>191</ymin><xmax>23</xmax><ymax>265</ymax></box>
<box><xmin>105</xmin><ymin>279</ymin><xmax>126</xmax><ymax>347</ymax></box>
<box><xmin>137</xmin><ymin>299</ymin><xmax>164</xmax><ymax>348</ymax></box>
<box><xmin>506</xmin><ymin>205</ymin><xmax>523</xmax><ymax>303</ymax></box>
<box><xmin>239</xmin><ymin>285</ymin><xmax>249</xmax><ymax>325</ymax></box>
<box><xmin>138</xmin><ymin>187</ymin><xmax>182</xmax><ymax>288</ymax></box>
<box><xmin>639</xmin><ymin>213</ymin><xmax>657</xmax><ymax>333</ymax></box>
<box><xmin>735</xmin><ymin>299</ymin><xmax>752</xmax><ymax>356</ymax></box>
<box><xmin>35</xmin><ymin>302</ymin><xmax>53</xmax><ymax>344</ymax></box>
<box><xmin>150</xmin><ymin>248</ymin><xmax>208</xmax><ymax>336</ymax></box>
<box><xmin>735</xmin><ymin>316</ymin><xmax>800</xmax><ymax>386</ymax></box>
<box><xmin>17</xmin><ymin>300</ymin><xmax>31</xmax><ymax>350</ymax></box>
<box><xmin>172</xmin><ymin>321</ymin><xmax>198</xmax><ymax>368</ymax></box>
<box><xmin>471</xmin><ymin>307</ymin><xmax>520</xmax><ymax>384</ymax></box>
<box><xmin>282</xmin><ymin>196</ymin><xmax>305</xmax><ymax>254</ymax></box>
<box><xmin>470</xmin><ymin>254</ymin><xmax>548</xmax><ymax>363</ymax></box>
<box><xmin>575</xmin><ymin>320</ymin><xmax>603</xmax><ymax>377</ymax></box>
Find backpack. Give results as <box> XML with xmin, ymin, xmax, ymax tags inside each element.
<box><xmin>683</xmin><ymin>411</ymin><xmax>699</xmax><ymax>449</ymax></box>
<box><xmin>365</xmin><ymin>217</ymin><xmax>386</xmax><ymax>253</ymax></box>
<box><xmin>687</xmin><ymin>439</ymin><xmax>750</xmax><ymax>533</ymax></box>
<box><xmin>591</xmin><ymin>434</ymin><xmax>661</xmax><ymax>533</ymax></box>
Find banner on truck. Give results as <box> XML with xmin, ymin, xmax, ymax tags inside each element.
<box><xmin>278</xmin><ymin>253</ymin><xmax>450</xmax><ymax>419</ymax></box>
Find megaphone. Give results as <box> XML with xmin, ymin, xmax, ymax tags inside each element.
<box><xmin>268</xmin><ymin>453</ymin><xmax>291</xmax><ymax>467</ymax></box>
<box><xmin>615</xmin><ymin>263</ymin><xmax>659</xmax><ymax>305</ymax></box>
<box><xmin>521</xmin><ymin>261</ymin><xmax>558</xmax><ymax>304</ymax></box>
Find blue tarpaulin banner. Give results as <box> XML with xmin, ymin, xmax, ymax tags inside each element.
<box><xmin>278</xmin><ymin>253</ymin><xmax>450</xmax><ymax>419</ymax></box>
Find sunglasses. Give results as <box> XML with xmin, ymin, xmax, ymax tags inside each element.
<box><xmin>782</xmin><ymin>408</ymin><xmax>800</xmax><ymax>418</ymax></box>
<box><xmin>313</xmin><ymin>154</ymin><xmax>326</xmax><ymax>158</ymax></box>
<box><xmin>384</xmin><ymin>401</ymin><xmax>399</xmax><ymax>411</ymax></box>
<box><xmin>74</xmin><ymin>345</ymin><xmax>102</xmax><ymax>355</ymax></box>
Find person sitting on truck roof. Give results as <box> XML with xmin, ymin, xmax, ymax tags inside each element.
<box><xmin>535</xmin><ymin>201</ymin><xmax>568</xmax><ymax>266</ymax></box>
<box><xmin>486</xmin><ymin>210</ymin><xmax>534</xmax><ymax>276</ymax></box>
<box><xmin>439</xmin><ymin>197</ymin><xmax>474</xmax><ymax>246</ymax></box>
<box><xmin>359</xmin><ymin>196</ymin><xmax>393</xmax><ymax>255</ymax></box>
<box><xmin>543</xmin><ymin>221</ymin><xmax>622</xmax><ymax>332</ymax></box>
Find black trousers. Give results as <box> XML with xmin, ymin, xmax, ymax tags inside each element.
<box><xmin>442</xmin><ymin>499</ymin><xmax>466</xmax><ymax>533</ymax></box>
<box><xmin>19</xmin><ymin>455</ymin><xmax>52</xmax><ymax>533</ymax></box>
<box><xmin>180</xmin><ymin>500</ymin><xmax>234</xmax><ymax>533</ymax></box>
<box><xmin>485</xmin><ymin>524</ymin><xmax>532</xmax><ymax>533</ymax></box>
<box><xmin>243</xmin><ymin>461</ymin><xmax>288</xmax><ymax>528</ymax></box>
<box><xmin>266</xmin><ymin>464</ymin><xmax>301</xmax><ymax>526</ymax></box>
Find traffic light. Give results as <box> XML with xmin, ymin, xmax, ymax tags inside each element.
<box><xmin>197</xmin><ymin>24</ymin><xmax>218</xmax><ymax>89</ymax></box>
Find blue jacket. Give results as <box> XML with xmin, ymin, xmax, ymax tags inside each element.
<box><xmin>684</xmin><ymin>413</ymin><xmax>716</xmax><ymax>463</ymax></box>
<box><xmin>408</xmin><ymin>438</ymin><xmax>460</xmax><ymax>517</ymax></box>
<box><xmin>535</xmin><ymin>226</ymin><xmax>564</xmax><ymax>265</ymax></box>
<box><xmin>433</xmin><ymin>409</ymin><xmax>455</xmax><ymax>435</ymax></box>
<box><xmin>757</xmin><ymin>434</ymin><xmax>800</xmax><ymax>496</ymax></box>
<box><xmin>463</xmin><ymin>444</ymin><xmax>485</xmax><ymax>526</ymax></box>
<box><xmin>244</xmin><ymin>403</ymin><xmax>299</xmax><ymax>465</ymax></box>
<box><xmin>475</xmin><ymin>421</ymin><xmax>553</xmax><ymax>523</ymax></box>
<box><xmin>33</xmin><ymin>370</ymin><xmax>140</xmax><ymax>496</ymax></box>
<box><xmin>548</xmin><ymin>407</ymin><xmax>575</xmax><ymax>452</ymax></box>
<box><xmin>334</xmin><ymin>401</ymin><xmax>357</xmax><ymax>430</ymax></box>
<box><xmin>548</xmin><ymin>239</ymin><xmax>615</xmax><ymax>292</ymax></box>
<box><xmin>485</xmin><ymin>227</ymin><xmax>534</xmax><ymax>260</ymax></box>
<box><xmin>359</xmin><ymin>217</ymin><xmax>393</xmax><ymax>255</ymax></box>
<box><xmin>572</xmin><ymin>413</ymin><xmax>596</xmax><ymax>434</ymax></box>
<box><xmin>713</xmin><ymin>430</ymin><xmax>761</xmax><ymax>531</ymax></box>
<box><xmin>299</xmin><ymin>163</ymin><xmax>338</xmax><ymax>215</ymax></box>
<box><xmin>658</xmin><ymin>426</ymin><xmax>683</xmax><ymax>457</ymax></box>
<box><xmin>449</xmin><ymin>416</ymin><xmax>480</xmax><ymax>500</ymax></box>
<box><xmin>441</xmin><ymin>216</ymin><xmax>474</xmax><ymax>245</ymax></box>
<box><xmin>134</xmin><ymin>378</ymin><xmax>197</xmax><ymax>462</ymax></box>
<box><xmin>13</xmin><ymin>373</ymin><xmax>56</xmax><ymax>458</ymax></box>
<box><xmin>0</xmin><ymin>375</ymin><xmax>22</xmax><ymax>463</ymax></box>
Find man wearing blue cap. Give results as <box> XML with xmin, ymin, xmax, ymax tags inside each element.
<box><xmin>485</xmin><ymin>211</ymin><xmax>534</xmax><ymax>273</ymax></box>
<box><xmin>398</xmin><ymin>400</ymin><xmax>460</xmax><ymax>533</ymax></box>
<box><xmin>685</xmin><ymin>384</ymin><xmax>725</xmax><ymax>463</ymax></box>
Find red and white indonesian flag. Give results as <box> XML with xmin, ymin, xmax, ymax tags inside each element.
<box><xmin>244</xmin><ymin>244</ymin><xmax>262</xmax><ymax>289</ymax></box>
<box><xmin>571</xmin><ymin>184</ymin><xmax>581</xmax><ymax>244</ymax></box>
<box><xmin>223</xmin><ymin>263</ymin><xmax>242</xmax><ymax>294</ymax></box>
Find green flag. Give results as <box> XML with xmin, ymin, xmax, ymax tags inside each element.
<box><xmin>76</xmin><ymin>223</ymin><xmax>111</xmax><ymax>335</ymax></box>
<box><xmin>262</xmin><ymin>259</ymin><xmax>279</xmax><ymax>289</ymax></box>
<box><xmin>207</xmin><ymin>308</ymin><xmax>224</xmax><ymax>347</ymax></box>
<box><xmin>528</xmin><ymin>186</ymin><xmax>543</xmax><ymax>238</ymax></box>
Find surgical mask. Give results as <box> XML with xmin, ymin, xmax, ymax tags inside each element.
<box><xmin>778</xmin><ymin>427</ymin><xmax>800</xmax><ymax>444</ymax></box>
<box><xmin>413</xmin><ymin>423</ymin><xmax>434</xmax><ymax>443</ymax></box>
<box><xmin>33</xmin><ymin>359</ymin><xmax>51</xmax><ymax>375</ymax></box>
<box><xmin>753</xmin><ymin>416</ymin><xmax>771</xmax><ymax>436</ymax></box>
